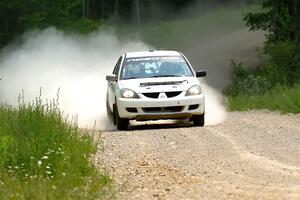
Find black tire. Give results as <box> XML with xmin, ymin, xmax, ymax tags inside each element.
<box><xmin>113</xmin><ymin>104</ymin><xmax>129</xmax><ymax>130</ymax></box>
<box><xmin>192</xmin><ymin>113</ymin><xmax>205</xmax><ymax>127</ymax></box>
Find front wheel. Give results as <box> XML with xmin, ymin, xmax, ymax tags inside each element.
<box><xmin>192</xmin><ymin>113</ymin><xmax>205</xmax><ymax>127</ymax></box>
<box><xmin>113</xmin><ymin>104</ymin><xmax>129</xmax><ymax>130</ymax></box>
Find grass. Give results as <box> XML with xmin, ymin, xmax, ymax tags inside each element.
<box><xmin>227</xmin><ymin>85</ymin><xmax>300</xmax><ymax>113</ymax></box>
<box><xmin>0</xmin><ymin>92</ymin><xmax>112</xmax><ymax>200</ymax></box>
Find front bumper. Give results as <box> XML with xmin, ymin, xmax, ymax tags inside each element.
<box><xmin>116</xmin><ymin>94</ymin><xmax>205</xmax><ymax>120</ymax></box>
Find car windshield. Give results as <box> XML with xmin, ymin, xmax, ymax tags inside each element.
<box><xmin>120</xmin><ymin>56</ymin><xmax>194</xmax><ymax>80</ymax></box>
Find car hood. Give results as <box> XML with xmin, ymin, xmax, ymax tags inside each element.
<box><xmin>118</xmin><ymin>77</ymin><xmax>200</xmax><ymax>93</ymax></box>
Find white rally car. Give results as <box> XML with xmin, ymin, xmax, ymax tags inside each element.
<box><xmin>106</xmin><ymin>50</ymin><xmax>206</xmax><ymax>130</ymax></box>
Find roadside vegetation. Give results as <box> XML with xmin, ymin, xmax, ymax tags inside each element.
<box><xmin>228</xmin><ymin>84</ymin><xmax>300</xmax><ymax>113</ymax></box>
<box><xmin>0</xmin><ymin>92</ymin><xmax>111</xmax><ymax>199</ymax></box>
<box><xmin>226</xmin><ymin>0</ymin><xmax>300</xmax><ymax>113</ymax></box>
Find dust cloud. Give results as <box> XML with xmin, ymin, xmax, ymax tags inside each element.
<box><xmin>0</xmin><ymin>28</ymin><xmax>149</xmax><ymax>130</ymax></box>
<box><xmin>200</xmin><ymin>80</ymin><xmax>226</xmax><ymax>126</ymax></box>
<box><xmin>0</xmin><ymin>27</ymin><xmax>226</xmax><ymax>129</ymax></box>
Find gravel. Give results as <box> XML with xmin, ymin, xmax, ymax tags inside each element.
<box><xmin>93</xmin><ymin>111</ymin><xmax>300</xmax><ymax>199</ymax></box>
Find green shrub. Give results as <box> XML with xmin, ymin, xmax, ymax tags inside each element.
<box><xmin>226</xmin><ymin>40</ymin><xmax>300</xmax><ymax>97</ymax></box>
<box><xmin>225</xmin><ymin>60</ymin><xmax>272</xmax><ymax>96</ymax></box>
<box><xmin>0</xmin><ymin>92</ymin><xmax>112</xmax><ymax>199</ymax></box>
<box><xmin>264</xmin><ymin>40</ymin><xmax>300</xmax><ymax>87</ymax></box>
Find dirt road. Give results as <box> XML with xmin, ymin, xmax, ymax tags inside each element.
<box><xmin>94</xmin><ymin>111</ymin><xmax>300</xmax><ymax>199</ymax></box>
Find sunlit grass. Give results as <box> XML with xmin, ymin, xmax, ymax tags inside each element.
<box><xmin>227</xmin><ymin>85</ymin><xmax>300</xmax><ymax>113</ymax></box>
<box><xmin>0</xmin><ymin>92</ymin><xmax>112</xmax><ymax>199</ymax></box>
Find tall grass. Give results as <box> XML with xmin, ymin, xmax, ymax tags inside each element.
<box><xmin>0</xmin><ymin>92</ymin><xmax>112</xmax><ymax>199</ymax></box>
<box><xmin>227</xmin><ymin>85</ymin><xmax>300</xmax><ymax>113</ymax></box>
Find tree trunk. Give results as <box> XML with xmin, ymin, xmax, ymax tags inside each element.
<box><xmin>82</xmin><ymin>0</ymin><xmax>91</xmax><ymax>18</ymax></box>
<box><xmin>295</xmin><ymin>0</ymin><xmax>300</xmax><ymax>43</ymax></box>
<box><xmin>113</xmin><ymin>0</ymin><xmax>120</xmax><ymax>23</ymax></box>
<box><xmin>99</xmin><ymin>0</ymin><xmax>104</xmax><ymax>19</ymax></box>
<box><xmin>135</xmin><ymin>0</ymin><xmax>141</xmax><ymax>26</ymax></box>
<box><xmin>82</xmin><ymin>0</ymin><xmax>86</xmax><ymax>17</ymax></box>
<box><xmin>86</xmin><ymin>0</ymin><xmax>90</xmax><ymax>18</ymax></box>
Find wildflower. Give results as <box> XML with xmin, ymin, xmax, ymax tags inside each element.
<box><xmin>30</xmin><ymin>175</ymin><xmax>38</xmax><ymax>179</ymax></box>
<box><xmin>42</xmin><ymin>156</ymin><xmax>48</xmax><ymax>160</ymax></box>
<box><xmin>62</xmin><ymin>172</ymin><xmax>66</xmax><ymax>176</ymax></box>
<box><xmin>37</xmin><ymin>160</ymin><xmax>42</xmax><ymax>166</ymax></box>
<box><xmin>46</xmin><ymin>166</ymin><xmax>51</xmax><ymax>169</ymax></box>
<box><xmin>45</xmin><ymin>171</ymin><xmax>52</xmax><ymax>175</ymax></box>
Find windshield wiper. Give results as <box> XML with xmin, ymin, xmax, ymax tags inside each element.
<box><xmin>151</xmin><ymin>75</ymin><xmax>182</xmax><ymax>78</ymax></box>
<box><xmin>123</xmin><ymin>77</ymin><xmax>140</xmax><ymax>80</ymax></box>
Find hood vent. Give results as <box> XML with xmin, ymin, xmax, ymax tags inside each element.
<box><xmin>140</xmin><ymin>80</ymin><xmax>187</xmax><ymax>87</ymax></box>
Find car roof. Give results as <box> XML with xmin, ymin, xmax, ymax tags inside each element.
<box><xmin>125</xmin><ymin>50</ymin><xmax>181</xmax><ymax>58</ymax></box>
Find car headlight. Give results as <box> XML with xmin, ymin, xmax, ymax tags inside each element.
<box><xmin>120</xmin><ymin>88</ymin><xmax>139</xmax><ymax>98</ymax></box>
<box><xmin>185</xmin><ymin>85</ymin><xmax>202</xmax><ymax>96</ymax></box>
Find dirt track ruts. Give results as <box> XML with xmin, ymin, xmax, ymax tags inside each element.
<box><xmin>94</xmin><ymin>111</ymin><xmax>300</xmax><ymax>199</ymax></box>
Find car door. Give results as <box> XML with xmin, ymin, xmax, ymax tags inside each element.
<box><xmin>107</xmin><ymin>56</ymin><xmax>122</xmax><ymax>111</ymax></box>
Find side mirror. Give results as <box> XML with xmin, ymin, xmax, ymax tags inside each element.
<box><xmin>196</xmin><ymin>70</ymin><xmax>207</xmax><ymax>77</ymax></box>
<box><xmin>106</xmin><ymin>74</ymin><xmax>117</xmax><ymax>81</ymax></box>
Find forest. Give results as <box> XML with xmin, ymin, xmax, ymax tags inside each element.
<box><xmin>0</xmin><ymin>0</ymin><xmax>256</xmax><ymax>48</ymax></box>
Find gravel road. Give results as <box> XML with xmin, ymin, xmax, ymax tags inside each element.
<box><xmin>94</xmin><ymin>111</ymin><xmax>300</xmax><ymax>199</ymax></box>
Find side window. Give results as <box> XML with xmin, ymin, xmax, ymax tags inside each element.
<box><xmin>112</xmin><ymin>56</ymin><xmax>122</xmax><ymax>75</ymax></box>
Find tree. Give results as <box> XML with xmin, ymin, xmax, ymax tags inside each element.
<box><xmin>0</xmin><ymin>0</ymin><xmax>92</xmax><ymax>47</ymax></box>
<box><xmin>244</xmin><ymin>0</ymin><xmax>295</xmax><ymax>46</ymax></box>
<box><xmin>242</xmin><ymin>0</ymin><xmax>300</xmax><ymax>87</ymax></box>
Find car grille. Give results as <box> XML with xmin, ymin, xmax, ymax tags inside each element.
<box><xmin>142</xmin><ymin>106</ymin><xmax>184</xmax><ymax>113</ymax></box>
<box><xmin>126</xmin><ymin>108</ymin><xmax>138</xmax><ymax>113</ymax></box>
<box><xmin>143</xmin><ymin>92</ymin><xmax>160</xmax><ymax>98</ymax></box>
<box><xmin>188</xmin><ymin>104</ymin><xmax>199</xmax><ymax>110</ymax></box>
<box><xmin>142</xmin><ymin>91</ymin><xmax>182</xmax><ymax>99</ymax></box>
<box><xmin>165</xmin><ymin>91</ymin><xmax>182</xmax><ymax>98</ymax></box>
